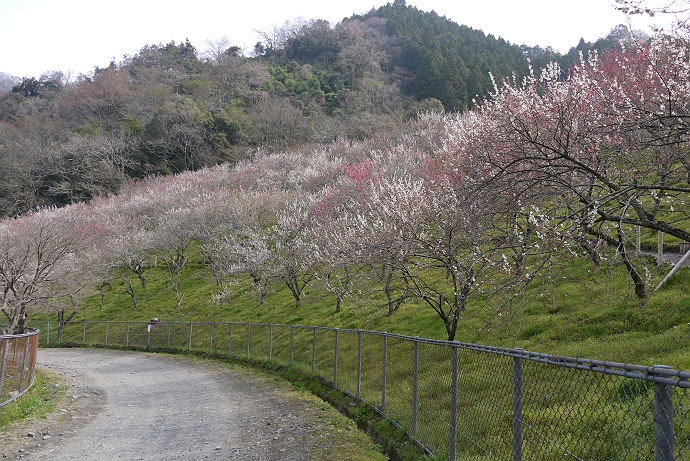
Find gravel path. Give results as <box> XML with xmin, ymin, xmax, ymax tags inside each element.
<box><xmin>1</xmin><ymin>349</ymin><xmax>385</xmax><ymax>461</ymax></box>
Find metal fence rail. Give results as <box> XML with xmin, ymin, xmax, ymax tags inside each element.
<box><xmin>35</xmin><ymin>320</ymin><xmax>690</xmax><ymax>460</ymax></box>
<box><xmin>0</xmin><ymin>329</ymin><xmax>40</xmax><ymax>408</ymax></box>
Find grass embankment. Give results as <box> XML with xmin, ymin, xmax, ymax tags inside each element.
<box><xmin>31</xmin><ymin>249</ymin><xmax>690</xmax><ymax>369</ymax></box>
<box><xmin>19</xmin><ymin>249</ymin><xmax>690</xmax><ymax>460</ymax></box>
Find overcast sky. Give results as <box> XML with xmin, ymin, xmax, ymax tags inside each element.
<box><xmin>0</xmin><ymin>0</ymin><xmax>671</xmax><ymax>78</ymax></box>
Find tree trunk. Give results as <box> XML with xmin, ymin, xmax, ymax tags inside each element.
<box><xmin>57</xmin><ymin>297</ymin><xmax>78</xmax><ymax>343</ymax></box>
<box><xmin>2</xmin><ymin>303</ymin><xmax>27</xmax><ymax>335</ymax></box>
<box><xmin>617</xmin><ymin>226</ymin><xmax>647</xmax><ymax>299</ymax></box>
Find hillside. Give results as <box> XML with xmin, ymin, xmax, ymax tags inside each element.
<box><xmin>0</xmin><ymin>2</ymin><xmax>633</xmax><ymax>218</ymax></box>
<box><xmin>17</xmin><ymin>105</ymin><xmax>690</xmax><ymax>372</ymax></box>
<box><xmin>360</xmin><ymin>2</ymin><xmax>529</xmax><ymax>110</ymax></box>
<box><xmin>2</xmin><ymin>8</ymin><xmax>687</xmax><ymax>460</ymax></box>
<box><xmin>3</xmin><ymin>3</ymin><xmax>686</xmax><ymax>365</ymax></box>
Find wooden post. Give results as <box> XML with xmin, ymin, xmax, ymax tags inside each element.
<box><xmin>658</xmin><ymin>231</ymin><xmax>664</xmax><ymax>266</ymax></box>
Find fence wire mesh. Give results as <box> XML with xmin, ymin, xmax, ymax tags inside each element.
<box><xmin>34</xmin><ymin>320</ymin><xmax>690</xmax><ymax>460</ymax></box>
<box><xmin>0</xmin><ymin>329</ymin><xmax>39</xmax><ymax>408</ymax></box>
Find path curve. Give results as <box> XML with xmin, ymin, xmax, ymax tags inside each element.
<box><xmin>2</xmin><ymin>349</ymin><xmax>378</xmax><ymax>461</ymax></box>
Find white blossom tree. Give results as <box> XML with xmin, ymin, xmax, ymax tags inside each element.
<box><xmin>269</xmin><ymin>195</ymin><xmax>321</xmax><ymax>308</ymax></box>
<box><xmin>0</xmin><ymin>206</ymin><xmax>105</xmax><ymax>334</ymax></box>
<box><xmin>201</xmin><ymin>190</ymin><xmax>283</xmax><ymax>305</ymax></box>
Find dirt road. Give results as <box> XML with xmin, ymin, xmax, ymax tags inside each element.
<box><xmin>1</xmin><ymin>349</ymin><xmax>385</xmax><ymax>461</ymax></box>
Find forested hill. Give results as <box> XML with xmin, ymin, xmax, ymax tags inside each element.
<box><xmin>361</xmin><ymin>2</ymin><xmax>529</xmax><ymax>110</ymax></box>
<box><xmin>0</xmin><ymin>1</ymin><xmax>635</xmax><ymax>218</ymax></box>
<box><xmin>274</xmin><ymin>1</ymin><xmax>530</xmax><ymax>111</ymax></box>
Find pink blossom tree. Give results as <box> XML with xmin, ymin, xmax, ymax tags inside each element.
<box><xmin>469</xmin><ymin>35</ymin><xmax>690</xmax><ymax>298</ymax></box>
<box><xmin>339</xmin><ymin>168</ymin><xmax>523</xmax><ymax>341</ymax></box>
<box><xmin>311</xmin><ymin>156</ymin><xmax>415</xmax><ymax>316</ymax></box>
<box><xmin>106</xmin><ymin>227</ymin><xmax>155</xmax><ymax>309</ymax></box>
<box><xmin>307</xmin><ymin>196</ymin><xmax>368</xmax><ymax>313</ymax></box>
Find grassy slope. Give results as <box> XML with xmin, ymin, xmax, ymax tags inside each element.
<box><xmin>30</xmin><ymin>250</ymin><xmax>690</xmax><ymax>370</ymax></box>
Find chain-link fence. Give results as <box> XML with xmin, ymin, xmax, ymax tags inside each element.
<box><xmin>35</xmin><ymin>320</ymin><xmax>690</xmax><ymax>460</ymax></box>
<box><xmin>0</xmin><ymin>328</ymin><xmax>40</xmax><ymax>408</ymax></box>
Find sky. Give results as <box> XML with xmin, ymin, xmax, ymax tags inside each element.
<box><xmin>0</xmin><ymin>0</ymin><xmax>675</xmax><ymax>79</ymax></box>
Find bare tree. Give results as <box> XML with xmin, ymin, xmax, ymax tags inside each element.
<box><xmin>202</xmin><ymin>37</ymin><xmax>242</xmax><ymax>65</ymax></box>
<box><xmin>0</xmin><ymin>209</ymin><xmax>93</xmax><ymax>334</ymax></box>
<box><xmin>254</xmin><ymin>18</ymin><xmax>310</xmax><ymax>59</ymax></box>
<box><xmin>41</xmin><ymin>135</ymin><xmax>132</xmax><ymax>205</ymax></box>
<box><xmin>58</xmin><ymin>64</ymin><xmax>129</xmax><ymax>131</ymax></box>
<box><xmin>248</xmin><ymin>96</ymin><xmax>312</xmax><ymax>148</ymax></box>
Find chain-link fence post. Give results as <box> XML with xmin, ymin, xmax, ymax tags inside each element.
<box><xmin>334</xmin><ymin>329</ymin><xmax>339</xmax><ymax>386</ymax></box>
<box><xmin>46</xmin><ymin>322</ymin><xmax>50</xmax><ymax>345</ymax></box>
<box><xmin>513</xmin><ymin>348</ymin><xmax>524</xmax><ymax>461</ymax></box>
<box><xmin>126</xmin><ymin>322</ymin><xmax>130</xmax><ymax>348</ymax></box>
<box><xmin>412</xmin><ymin>338</ymin><xmax>419</xmax><ymax>434</ymax></box>
<box><xmin>382</xmin><ymin>333</ymin><xmax>388</xmax><ymax>413</ymax></box>
<box><xmin>654</xmin><ymin>365</ymin><xmax>674</xmax><ymax>461</ymax></box>
<box><xmin>312</xmin><ymin>327</ymin><xmax>317</xmax><ymax>373</ymax></box>
<box><xmin>290</xmin><ymin>326</ymin><xmax>295</xmax><ymax>367</ymax></box>
<box><xmin>209</xmin><ymin>323</ymin><xmax>214</xmax><ymax>353</ymax></box>
<box><xmin>0</xmin><ymin>338</ymin><xmax>8</xmax><ymax>396</ymax></box>
<box><xmin>82</xmin><ymin>320</ymin><xmax>86</xmax><ymax>343</ymax></box>
<box><xmin>246</xmin><ymin>324</ymin><xmax>251</xmax><ymax>359</ymax></box>
<box><xmin>449</xmin><ymin>343</ymin><xmax>459</xmax><ymax>461</ymax></box>
<box><xmin>105</xmin><ymin>321</ymin><xmax>109</xmax><ymax>346</ymax></box>
<box><xmin>269</xmin><ymin>324</ymin><xmax>273</xmax><ymax>359</ymax></box>
<box><xmin>19</xmin><ymin>335</ymin><xmax>30</xmax><ymax>390</ymax></box>
<box><xmin>228</xmin><ymin>323</ymin><xmax>233</xmax><ymax>356</ymax></box>
<box><xmin>357</xmin><ymin>331</ymin><xmax>363</xmax><ymax>397</ymax></box>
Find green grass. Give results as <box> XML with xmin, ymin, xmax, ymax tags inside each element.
<box><xmin>0</xmin><ymin>370</ymin><xmax>64</xmax><ymax>429</ymax></box>
<box><xmin>28</xmin><ymin>250</ymin><xmax>690</xmax><ymax>369</ymax></box>
<box><xmin>20</xmin><ymin>248</ymin><xmax>690</xmax><ymax>460</ymax></box>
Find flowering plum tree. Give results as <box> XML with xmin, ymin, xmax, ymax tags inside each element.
<box><xmin>0</xmin><ymin>207</ymin><xmax>103</xmax><ymax>334</ymax></box>
<box><xmin>201</xmin><ymin>190</ymin><xmax>283</xmax><ymax>305</ymax></box>
<box><xmin>616</xmin><ymin>0</ymin><xmax>690</xmax><ymax>36</ymax></box>
<box><xmin>154</xmin><ymin>202</ymin><xmax>218</xmax><ymax>309</ymax></box>
<box><xmin>307</xmin><ymin>196</ymin><xmax>368</xmax><ymax>313</ymax></box>
<box><xmin>269</xmin><ymin>195</ymin><xmax>321</xmax><ymax>308</ymax></box>
<box><xmin>469</xmin><ymin>35</ymin><xmax>690</xmax><ymax>298</ymax></box>
<box><xmin>341</xmin><ymin>170</ymin><xmax>519</xmax><ymax>341</ymax></box>
<box><xmin>107</xmin><ymin>228</ymin><xmax>154</xmax><ymax>309</ymax></box>
<box><xmin>312</xmin><ymin>156</ymin><xmax>414</xmax><ymax>315</ymax></box>
<box><xmin>209</xmin><ymin>229</ymin><xmax>273</xmax><ymax>305</ymax></box>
